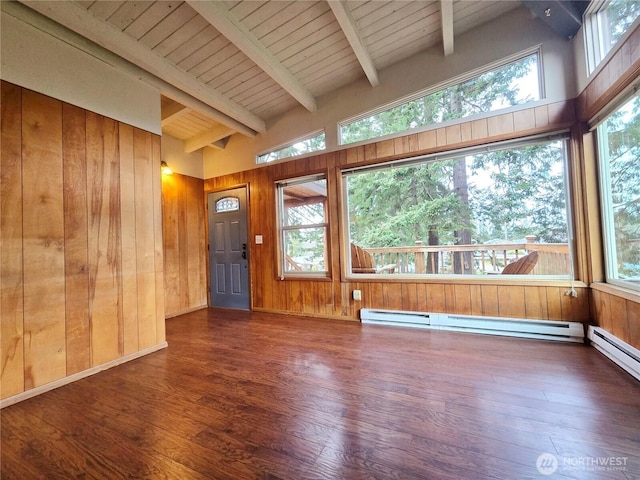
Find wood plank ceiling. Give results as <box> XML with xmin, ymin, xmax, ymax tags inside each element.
<box><xmin>20</xmin><ymin>0</ymin><xmax>521</xmax><ymax>153</ymax></box>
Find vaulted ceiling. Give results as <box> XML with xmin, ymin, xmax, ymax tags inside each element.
<box><xmin>20</xmin><ymin>1</ymin><xmax>579</xmax><ymax>153</ymax></box>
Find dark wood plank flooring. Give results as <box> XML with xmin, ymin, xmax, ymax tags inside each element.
<box><xmin>2</xmin><ymin>309</ymin><xmax>639</xmax><ymax>479</ymax></box>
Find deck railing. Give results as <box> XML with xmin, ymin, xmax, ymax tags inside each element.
<box><xmin>363</xmin><ymin>238</ymin><xmax>570</xmax><ymax>275</ymax></box>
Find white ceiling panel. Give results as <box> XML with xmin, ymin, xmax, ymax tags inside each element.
<box><xmin>32</xmin><ymin>0</ymin><xmax>543</xmax><ymax>151</ymax></box>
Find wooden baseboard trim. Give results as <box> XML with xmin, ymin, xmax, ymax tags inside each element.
<box><xmin>0</xmin><ymin>342</ymin><xmax>168</xmax><ymax>409</ymax></box>
<box><xmin>252</xmin><ymin>307</ymin><xmax>359</xmax><ymax>322</ymax></box>
<box><xmin>165</xmin><ymin>305</ymin><xmax>208</xmax><ymax>319</ymax></box>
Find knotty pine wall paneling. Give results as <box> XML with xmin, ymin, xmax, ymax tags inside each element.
<box><xmin>162</xmin><ymin>172</ymin><xmax>207</xmax><ymax>318</ymax></box>
<box><xmin>133</xmin><ymin>128</ymin><xmax>157</xmax><ymax>350</ymax></box>
<box><xmin>184</xmin><ymin>173</ymin><xmax>206</xmax><ymax>315</ymax></box>
<box><xmin>162</xmin><ymin>172</ymin><xmax>180</xmax><ymax>316</ymax></box>
<box><xmin>63</xmin><ymin>103</ymin><xmax>91</xmax><ymax>373</ymax></box>
<box><xmin>205</xmin><ymin>99</ymin><xmax>590</xmax><ymax>324</ymax></box>
<box><xmin>86</xmin><ymin>112</ymin><xmax>123</xmax><ymax>366</ymax></box>
<box><xmin>1</xmin><ymin>82</ymin><xmax>25</xmax><ymax>397</ymax></box>
<box><xmin>22</xmin><ymin>89</ymin><xmax>67</xmax><ymax>389</ymax></box>
<box><xmin>0</xmin><ymin>82</ymin><xmax>166</xmax><ymax>402</ymax></box>
<box><xmin>119</xmin><ymin>123</ymin><xmax>139</xmax><ymax>355</ymax></box>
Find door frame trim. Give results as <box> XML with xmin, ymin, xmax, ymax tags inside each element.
<box><xmin>205</xmin><ymin>183</ymin><xmax>251</xmax><ymax>310</ymax></box>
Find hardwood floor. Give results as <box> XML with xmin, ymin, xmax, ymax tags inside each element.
<box><xmin>2</xmin><ymin>308</ymin><xmax>639</xmax><ymax>479</ymax></box>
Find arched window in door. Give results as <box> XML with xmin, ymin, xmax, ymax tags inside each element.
<box><xmin>215</xmin><ymin>196</ymin><xmax>239</xmax><ymax>213</ymax></box>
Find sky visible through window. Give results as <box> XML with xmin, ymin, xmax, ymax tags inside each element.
<box><xmin>257</xmin><ymin>131</ymin><xmax>325</xmax><ymax>164</ymax></box>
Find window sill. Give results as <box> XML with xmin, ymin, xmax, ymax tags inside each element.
<box><xmin>279</xmin><ymin>274</ymin><xmax>332</xmax><ymax>282</ymax></box>
<box><xmin>344</xmin><ymin>273</ymin><xmax>588</xmax><ymax>288</ymax></box>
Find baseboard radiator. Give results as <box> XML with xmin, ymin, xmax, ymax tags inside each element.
<box><xmin>360</xmin><ymin>308</ymin><xmax>585</xmax><ymax>343</ymax></box>
<box><xmin>588</xmin><ymin>326</ymin><xmax>640</xmax><ymax>381</ymax></box>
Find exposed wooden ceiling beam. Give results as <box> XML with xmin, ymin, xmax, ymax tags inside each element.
<box><xmin>187</xmin><ymin>1</ymin><xmax>317</xmax><ymax>112</ymax></box>
<box><xmin>162</xmin><ymin>90</ymin><xmax>255</xmax><ymax>138</ymax></box>
<box><xmin>328</xmin><ymin>1</ymin><xmax>379</xmax><ymax>87</ymax></box>
<box><xmin>5</xmin><ymin>1</ymin><xmax>257</xmax><ymax>137</ymax></box>
<box><xmin>440</xmin><ymin>0</ymin><xmax>454</xmax><ymax>56</ymax></box>
<box><xmin>19</xmin><ymin>0</ymin><xmax>266</xmax><ymax>134</ymax></box>
<box><xmin>184</xmin><ymin>125</ymin><xmax>236</xmax><ymax>153</ymax></box>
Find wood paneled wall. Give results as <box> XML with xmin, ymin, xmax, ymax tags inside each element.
<box><xmin>0</xmin><ymin>82</ymin><xmax>165</xmax><ymax>401</ymax></box>
<box><xmin>591</xmin><ymin>288</ymin><xmax>640</xmax><ymax>350</ymax></box>
<box><xmin>162</xmin><ymin>172</ymin><xmax>207</xmax><ymax>317</ymax></box>
<box><xmin>204</xmin><ymin>100</ymin><xmax>590</xmax><ymax>323</ymax></box>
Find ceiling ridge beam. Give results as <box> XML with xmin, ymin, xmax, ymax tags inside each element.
<box><xmin>19</xmin><ymin>0</ymin><xmax>266</xmax><ymax>133</ymax></box>
<box><xmin>328</xmin><ymin>0</ymin><xmax>379</xmax><ymax>87</ymax></box>
<box><xmin>187</xmin><ymin>1</ymin><xmax>317</xmax><ymax>112</ymax></box>
<box><xmin>440</xmin><ymin>0</ymin><xmax>454</xmax><ymax>56</ymax></box>
<box><xmin>184</xmin><ymin>125</ymin><xmax>236</xmax><ymax>153</ymax></box>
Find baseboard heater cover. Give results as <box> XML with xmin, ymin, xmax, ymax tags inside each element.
<box><xmin>588</xmin><ymin>326</ymin><xmax>640</xmax><ymax>381</ymax></box>
<box><xmin>360</xmin><ymin>308</ymin><xmax>584</xmax><ymax>343</ymax></box>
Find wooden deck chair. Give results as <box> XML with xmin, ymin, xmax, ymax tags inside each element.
<box><xmin>351</xmin><ymin>243</ymin><xmax>396</xmax><ymax>274</ymax></box>
<box><xmin>502</xmin><ymin>250</ymin><xmax>538</xmax><ymax>274</ymax></box>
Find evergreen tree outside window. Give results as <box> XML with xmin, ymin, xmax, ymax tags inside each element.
<box><xmin>596</xmin><ymin>94</ymin><xmax>640</xmax><ymax>291</ymax></box>
<box><xmin>584</xmin><ymin>0</ymin><xmax>640</xmax><ymax>75</ymax></box>
<box><xmin>257</xmin><ymin>131</ymin><xmax>325</xmax><ymax>164</ymax></box>
<box><xmin>343</xmin><ymin>136</ymin><xmax>573</xmax><ymax>277</ymax></box>
<box><xmin>276</xmin><ymin>175</ymin><xmax>329</xmax><ymax>276</ymax></box>
<box><xmin>340</xmin><ymin>51</ymin><xmax>541</xmax><ymax>145</ymax></box>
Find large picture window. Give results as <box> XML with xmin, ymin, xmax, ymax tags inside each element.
<box><xmin>343</xmin><ymin>136</ymin><xmax>573</xmax><ymax>277</ymax></box>
<box><xmin>596</xmin><ymin>94</ymin><xmax>640</xmax><ymax>291</ymax></box>
<box><xmin>276</xmin><ymin>174</ymin><xmax>329</xmax><ymax>276</ymax></box>
<box><xmin>339</xmin><ymin>51</ymin><xmax>541</xmax><ymax>145</ymax></box>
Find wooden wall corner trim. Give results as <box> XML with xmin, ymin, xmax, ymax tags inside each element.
<box><xmin>0</xmin><ymin>342</ymin><xmax>168</xmax><ymax>409</ymax></box>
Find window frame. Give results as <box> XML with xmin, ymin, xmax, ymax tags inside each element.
<box><xmin>275</xmin><ymin>173</ymin><xmax>331</xmax><ymax>279</ymax></box>
<box><xmin>594</xmin><ymin>90</ymin><xmax>640</xmax><ymax>293</ymax></box>
<box><xmin>338</xmin><ymin>47</ymin><xmax>544</xmax><ymax>146</ymax></box>
<box><xmin>583</xmin><ymin>0</ymin><xmax>640</xmax><ymax>76</ymax></box>
<box><xmin>256</xmin><ymin>130</ymin><xmax>326</xmax><ymax>165</ymax></box>
<box><xmin>339</xmin><ymin>133</ymin><xmax>576</xmax><ymax>282</ymax></box>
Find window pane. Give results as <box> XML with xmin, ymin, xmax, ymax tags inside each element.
<box><xmin>585</xmin><ymin>0</ymin><xmax>640</xmax><ymax>73</ymax></box>
<box><xmin>278</xmin><ymin>176</ymin><xmax>328</xmax><ymax>275</ymax></box>
<box><xmin>340</xmin><ymin>53</ymin><xmax>540</xmax><ymax>145</ymax></box>
<box><xmin>598</xmin><ymin>95</ymin><xmax>640</xmax><ymax>287</ymax></box>
<box><xmin>283</xmin><ymin>228</ymin><xmax>327</xmax><ymax>272</ymax></box>
<box><xmin>257</xmin><ymin>131</ymin><xmax>325</xmax><ymax>164</ymax></box>
<box><xmin>603</xmin><ymin>1</ymin><xmax>640</xmax><ymax>55</ymax></box>
<box><xmin>215</xmin><ymin>196</ymin><xmax>239</xmax><ymax>212</ymax></box>
<box><xmin>345</xmin><ymin>139</ymin><xmax>571</xmax><ymax>276</ymax></box>
<box><xmin>282</xmin><ymin>179</ymin><xmax>327</xmax><ymax>227</ymax></box>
